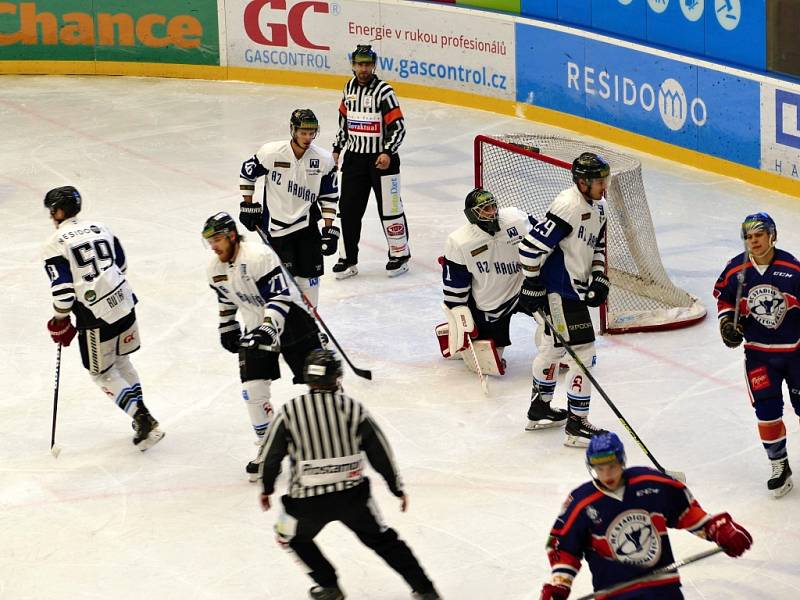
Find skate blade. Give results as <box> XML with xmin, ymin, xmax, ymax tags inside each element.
<box><xmin>386</xmin><ymin>263</ymin><xmax>409</xmax><ymax>278</ymax></box>
<box><xmin>248</xmin><ymin>472</ymin><xmax>260</xmax><ymax>483</ymax></box>
<box><xmin>525</xmin><ymin>419</ymin><xmax>565</xmax><ymax>431</ymax></box>
<box><xmin>772</xmin><ymin>477</ymin><xmax>794</xmax><ymax>498</ymax></box>
<box><xmin>137</xmin><ymin>429</ymin><xmax>165</xmax><ymax>452</ymax></box>
<box><xmin>334</xmin><ymin>267</ymin><xmax>358</xmax><ymax>280</ymax></box>
<box><xmin>563</xmin><ymin>434</ymin><xmax>590</xmax><ymax>448</ymax></box>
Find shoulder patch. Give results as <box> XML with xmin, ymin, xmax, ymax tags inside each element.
<box><xmin>212</xmin><ymin>275</ymin><xmax>228</xmax><ymax>283</ymax></box>
<box><xmin>581</xmin><ymin>213</ymin><xmax>591</xmax><ymax>221</ymax></box>
<box><xmin>273</xmin><ymin>161</ymin><xmax>291</xmax><ymax>168</ymax></box>
<box><xmin>471</xmin><ymin>245</ymin><xmax>489</xmax><ymax>257</ymax></box>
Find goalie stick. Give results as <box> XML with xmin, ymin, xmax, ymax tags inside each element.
<box><xmin>254</xmin><ymin>227</ymin><xmax>372</xmax><ymax>380</ymax></box>
<box><xmin>537</xmin><ymin>310</ymin><xmax>686</xmax><ymax>482</ymax></box>
<box><xmin>50</xmin><ymin>343</ymin><xmax>62</xmax><ymax>458</ymax></box>
<box><xmin>574</xmin><ymin>547</ymin><xmax>724</xmax><ymax>600</ymax></box>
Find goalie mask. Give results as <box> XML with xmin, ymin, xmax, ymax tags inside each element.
<box><xmin>571</xmin><ymin>152</ymin><xmax>611</xmax><ymax>185</ymax></box>
<box><xmin>464</xmin><ymin>188</ymin><xmax>500</xmax><ymax>234</ymax></box>
<box><xmin>304</xmin><ymin>349</ymin><xmax>343</xmax><ymax>388</ymax></box>
<box><xmin>290</xmin><ymin>108</ymin><xmax>319</xmax><ymax>142</ymax></box>
<box><xmin>44</xmin><ymin>186</ymin><xmax>82</xmax><ymax>219</ymax></box>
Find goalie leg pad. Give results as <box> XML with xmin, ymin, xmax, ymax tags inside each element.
<box><xmin>461</xmin><ymin>340</ymin><xmax>504</xmax><ymax>376</ymax></box>
<box><xmin>443</xmin><ymin>303</ymin><xmax>477</xmax><ymax>357</ymax></box>
<box><xmin>435</xmin><ymin>323</ymin><xmax>460</xmax><ymax>359</ymax></box>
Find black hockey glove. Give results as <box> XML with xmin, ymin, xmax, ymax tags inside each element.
<box><xmin>320</xmin><ymin>225</ymin><xmax>340</xmax><ymax>256</ymax></box>
<box><xmin>220</xmin><ymin>325</ymin><xmax>241</xmax><ymax>354</ymax></box>
<box><xmin>239</xmin><ymin>201</ymin><xmax>263</xmax><ymax>232</ymax></box>
<box><xmin>240</xmin><ymin>323</ymin><xmax>279</xmax><ymax>351</ymax></box>
<box><xmin>519</xmin><ymin>278</ymin><xmax>548</xmax><ymax>315</ymax></box>
<box><xmin>584</xmin><ymin>272</ymin><xmax>610</xmax><ymax>307</ymax></box>
<box><xmin>719</xmin><ymin>316</ymin><xmax>744</xmax><ymax>348</ymax></box>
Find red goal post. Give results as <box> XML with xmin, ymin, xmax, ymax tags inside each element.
<box><xmin>474</xmin><ymin>134</ymin><xmax>706</xmax><ymax>334</ymax></box>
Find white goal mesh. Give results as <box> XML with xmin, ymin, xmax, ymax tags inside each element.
<box><xmin>474</xmin><ymin>134</ymin><xmax>706</xmax><ymax>334</ymax></box>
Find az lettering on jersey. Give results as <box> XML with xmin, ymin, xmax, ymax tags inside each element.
<box><xmin>576</xmin><ymin>225</ymin><xmax>598</xmax><ymax>247</ymax></box>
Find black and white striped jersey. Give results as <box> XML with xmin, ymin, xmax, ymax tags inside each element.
<box><xmin>259</xmin><ymin>389</ymin><xmax>405</xmax><ymax>499</ymax></box>
<box><xmin>333</xmin><ymin>75</ymin><xmax>406</xmax><ymax>155</ymax></box>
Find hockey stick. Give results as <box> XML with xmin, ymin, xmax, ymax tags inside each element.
<box><xmin>254</xmin><ymin>227</ymin><xmax>372</xmax><ymax>380</ymax></box>
<box><xmin>467</xmin><ymin>336</ymin><xmax>490</xmax><ymax>396</ymax></box>
<box><xmin>733</xmin><ymin>242</ymin><xmax>749</xmax><ymax>328</ymax></box>
<box><xmin>574</xmin><ymin>546</ymin><xmax>724</xmax><ymax>600</ymax></box>
<box><xmin>537</xmin><ymin>310</ymin><xmax>686</xmax><ymax>482</ymax></box>
<box><xmin>50</xmin><ymin>343</ymin><xmax>62</xmax><ymax>458</ymax></box>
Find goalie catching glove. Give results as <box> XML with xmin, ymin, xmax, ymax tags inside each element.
<box><xmin>320</xmin><ymin>225</ymin><xmax>340</xmax><ymax>256</ymax></box>
<box><xmin>584</xmin><ymin>272</ymin><xmax>610</xmax><ymax>307</ymax></box>
<box><xmin>240</xmin><ymin>321</ymin><xmax>279</xmax><ymax>351</ymax></box>
<box><xmin>719</xmin><ymin>316</ymin><xmax>744</xmax><ymax>348</ymax></box>
<box><xmin>47</xmin><ymin>317</ymin><xmax>77</xmax><ymax>346</ymax></box>
<box><xmin>239</xmin><ymin>201</ymin><xmax>263</xmax><ymax>232</ymax></box>
<box><xmin>704</xmin><ymin>512</ymin><xmax>752</xmax><ymax>557</ymax></box>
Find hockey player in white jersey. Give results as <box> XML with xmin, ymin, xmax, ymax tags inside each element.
<box><xmin>42</xmin><ymin>186</ymin><xmax>164</xmax><ymax>451</ymax></box>
<box><xmin>204</xmin><ymin>212</ymin><xmax>322</xmax><ymax>480</ymax></box>
<box><xmin>518</xmin><ymin>153</ymin><xmax>611</xmax><ymax>446</ymax></box>
<box><xmin>238</xmin><ymin>109</ymin><xmax>339</xmax><ymax>307</ymax></box>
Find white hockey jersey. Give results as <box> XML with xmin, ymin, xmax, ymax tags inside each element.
<box><xmin>239</xmin><ymin>140</ymin><xmax>338</xmax><ymax>237</ymax></box>
<box><xmin>519</xmin><ymin>186</ymin><xmax>606</xmax><ymax>302</ymax></box>
<box><xmin>207</xmin><ymin>240</ymin><xmax>303</xmax><ymax>335</ymax></box>
<box><xmin>442</xmin><ymin>207</ymin><xmax>533</xmax><ymax>319</ymax></box>
<box><xmin>42</xmin><ymin>218</ymin><xmax>135</xmax><ymax>327</ymax></box>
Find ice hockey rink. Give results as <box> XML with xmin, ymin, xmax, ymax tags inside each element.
<box><xmin>2</xmin><ymin>75</ymin><xmax>799</xmax><ymax>600</ymax></box>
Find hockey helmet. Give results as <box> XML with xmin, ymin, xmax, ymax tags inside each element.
<box><xmin>44</xmin><ymin>186</ymin><xmax>82</xmax><ymax>218</ymax></box>
<box><xmin>571</xmin><ymin>152</ymin><xmax>611</xmax><ymax>185</ymax></box>
<box><xmin>290</xmin><ymin>108</ymin><xmax>319</xmax><ymax>139</ymax></box>
<box><xmin>351</xmin><ymin>44</ymin><xmax>377</xmax><ymax>65</ymax></box>
<box><xmin>303</xmin><ymin>349</ymin><xmax>343</xmax><ymax>388</ymax></box>
<box><xmin>586</xmin><ymin>431</ymin><xmax>626</xmax><ymax>469</ymax></box>
<box><xmin>741</xmin><ymin>212</ymin><xmax>777</xmax><ymax>242</ymax></box>
<box><xmin>202</xmin><ymin>211</ymin><xmax>239</xmax><ymax>241</ymax></box>
<box><xmin>464</xmin><ymin>187</ymin><xmax>500</xmax><ymax>234</ymax></box>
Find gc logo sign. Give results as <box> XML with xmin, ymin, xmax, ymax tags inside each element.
<box><xmin>658</xmin><ymin>78</ymin><xmax>707</xmax><ymax>131</ymax></box>
<box><xmin>243</xmin><ymin>0</ymin><xmax>329</xmax><ymax>50</ymax></box>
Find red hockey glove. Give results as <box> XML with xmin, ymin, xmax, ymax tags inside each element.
<box><xmin>47</xmin><ymin>317</ymin><xmax>77</xmax><ymax>346</ymax></box>
<box><xmin>705</xmin><ymin>512</ymin><xmax>752</xmax><ymax>557</ymax></box>
<box><xmin>540</xmin><ymin>583</ymin><xmax>570</xmax><ymax>600</ymax></box>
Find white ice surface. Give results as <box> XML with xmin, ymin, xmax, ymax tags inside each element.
<box><xmin>1</xmin><ymin>75</ymin><xmax>799</xmax><ymax>600</ymax></box>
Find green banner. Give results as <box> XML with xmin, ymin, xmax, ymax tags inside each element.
<box><xmin>0</xmin><ymin>1</ymin><xmax>219</xmax><ymax>64</ymax></box>
<box><xmin>457</xmin><ymin>0</ymin><xmax>520</xmax><ymax>12</ymax></box>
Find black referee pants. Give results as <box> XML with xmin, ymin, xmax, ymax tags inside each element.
<box><xmin>339</xmin><ymin>151</ymin><xmax>410</xmax><ymax>264</ymax></box>
<box><xmin>280</xmin><ymin>479</ymin><xmax>435</xmax><ymax>594</ymax></box>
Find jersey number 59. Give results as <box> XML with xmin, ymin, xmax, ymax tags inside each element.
<box><xmin>72</xmin><ymin>239</ymin><xmax>114</xmax><ymax>282</ymax></box>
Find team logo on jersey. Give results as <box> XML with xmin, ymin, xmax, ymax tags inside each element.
<box><xmin>273</xmin><ymin>161</ymin><xmax>291</xmax><ymax>168</ymax></box>
<box><xmin>747</xmin><ymin>285</ymin><xmax>786</xmax><ymax>329</ymax></box>
<box><xmin>309</xmin><ymin>158</ymin><xmax>319</xmax><ymax>169</ymax></box>
<box><xmin>585</xmin><ymin>505</ymin><xmax>602</xmax><ymax>525</ymax></box>
<box><xmin>84</xmin><ymin>290</ymin><xmax>97</xmax><ymax>302</ymax></box>
<box><xmin>90</xmin><ymin>225</ymin><xmax>101</xmax><ymax>233</ymax></box>
<box><xmin>471</xmin><ymin>244</ymin><xmax>488</xmax><ymax>257</ymax></box>
<box><xmin>607</xmin><ymin>510</ymin><xmax>661</xmax><ymax>567</ymax></box>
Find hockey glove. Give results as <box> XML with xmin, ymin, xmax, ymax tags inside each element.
<box><xmin>240</xmin><ymin>323</ymin><xmax>279</xmax><ymax>351</ymax></box>
<box><xmin>705</xmin><ymin>512</ymin><xmax>752</xmax><ymax>557</ymax></box>
<box><xmin>47</xmin><ymin>317</ymin><xmax>77</xmax><ymax>347</ymax></box>
<box><xmin>584</xmin><ymin>272</ymin><xmax>610</xmax><ymax>307</ymax></box>
<box><xmin>519</xmin><ymin>278</ymin><xmax>548</xmax><ymax>315</ymax></box>
<box><xmin>220</xmin><ymin>325</ymin><xmax>242</xmax><ymax>354</ymax></box>
<box><xmin>719</xmin><ymin>316</ymin><xmax>744</xmax><ymax>348</ymax></box>
<box><xmin>239</xmin><ymin>201</ymin><xmax>263</xmax><ymax>232</ymax></box>
<box><xmin>320</xmin><ymin>225</ymin><xmax>340</xmax><ymax>256</ymax></box>
<box><xmin>540</xmin><ymin>583</ymin><xmax>570</xmax><ymax>600</ymax></box>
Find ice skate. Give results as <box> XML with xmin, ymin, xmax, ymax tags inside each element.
<box><xmin>768</xmin><ymin>458</ymin><xmax>793</xmax><ymax>498</ymax></box>
<box><xmin>333</xmin><ymin>259</ymin><xmax>358</xmax><ymax>280</ymax></box>
<box><xmin>132</xmin><ymin>408</ymin><xmax>164</xmax><ymax>451</ymax></box>
<box><xmin>411</xmin><ymin>590</ymin><xmax>442</xmax><ymax>599</ymax></box>
<box><xmin>525</xmin><ymin>395</ymin><xmax>567</xmax><ymax>431</ymax></box>
<box><xmin>564</xmin><ymin>412</ymin><xmax>606</xmax><ymax>448</ymax></box>
<box><xmin>386</xmin><ymin>255</ymin><xmax>410</xmax><ymax>277</ymax></box>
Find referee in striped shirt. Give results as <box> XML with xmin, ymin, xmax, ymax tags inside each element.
<box><xmin>331</xmin><ymin>44</ymin><xmax>411</xmax><ymax>280</ymax></box>
<box><xmin>258</xmin><ymin>349</ymin><xmax>440</xmax><ymax>600</ymax></box>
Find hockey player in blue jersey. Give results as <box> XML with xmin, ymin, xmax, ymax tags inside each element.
<box><xmin>713</xmin><ymin>212</ymin><xmax>800</xmax><ymax>497</ymax></box>
<box><xmin>540</xmin><ymin>433</ymin><xmax>752</xmax><ymax>599</ymax></box>
<box><xmin>518</xmin><ymin>153</ymin><xmax>611</xmax><ymax>445</ymax></box>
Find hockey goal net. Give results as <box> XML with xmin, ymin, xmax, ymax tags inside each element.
<box><xmin>474</xmin><ymin>134</ymin><xmax>706</xmax><ymax>334</ymax></box>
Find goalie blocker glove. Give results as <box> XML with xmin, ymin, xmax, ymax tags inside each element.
<box><xmin>519</xmin><ymin>278</ymin><xmax>547</xmax><ymax>314</ymax></box>
<box><xmin>239</xmin><ymin>201</ymin><xmax>263</xmax><ymax>232</ymax></box>
<box><xmin>320</xmin><ymin>225</ymin><xmax>340</xmax><ymax>256</ymax></box>
<box><xmin>719</xmin><ymin>316</ymin><xmax>744</xmax><ymax>348</ymax></box>
<box><xmin>47</xmin><ymin>317</ymin><xmax>77</xmax><ymax>346</ymax></box>
<box><xmin>704</xmin><ymin>512</ymin><xmax>753</xmax><ymax>557</ymax></box>
<box><xmin>584</xmin><ymin>272</ymin><xmax>610</xmax><ymax>307</ymax></box>
<box><xmin>220</xmin><ymin>324</ymin><xmax>242</xmax><ymax>354</ymax></box>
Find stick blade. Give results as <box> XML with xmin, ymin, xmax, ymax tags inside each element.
<box><xmin>50</xmin><ymin>444</ymin><xmax>61</xmax><ymax>458</ymax></box>
<box><xmin>665</xmin><ymin>469</ymin><xmax>686</xmax><ymax>483</ymax></box>
<box><xmin>352</xmin><ymin>367</ymin><xmax>372</xmax><ymax>380</ymax></box>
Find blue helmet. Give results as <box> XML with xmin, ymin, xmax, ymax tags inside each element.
<box><xmin>586</xmin><ymin>432</ymin><xmax>626</xmax><ymax>469</ymax></box>
<box><xmin>741</xmin><ymin>212</ymin><xmax>777</xmax><ymax>242</ymax></box>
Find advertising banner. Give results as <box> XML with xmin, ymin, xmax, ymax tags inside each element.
<box><xmin>516</xmin><ymin>22</ymin><xmax>760</xmax><ymax>167</ymax></box>
<box><xmin>0</xmin><ymin>0</ymin><xmax>219</xmax><ymax>65</ymax></box>
<box><xmin>226</xmin><ymin>0</ymin><xmax>515</xmax><ymax>99</ymax></box>
<box><xmin>760</xmin><ymin>82</ymin><xmax>800</xmax><ymax>182</ymax></box>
